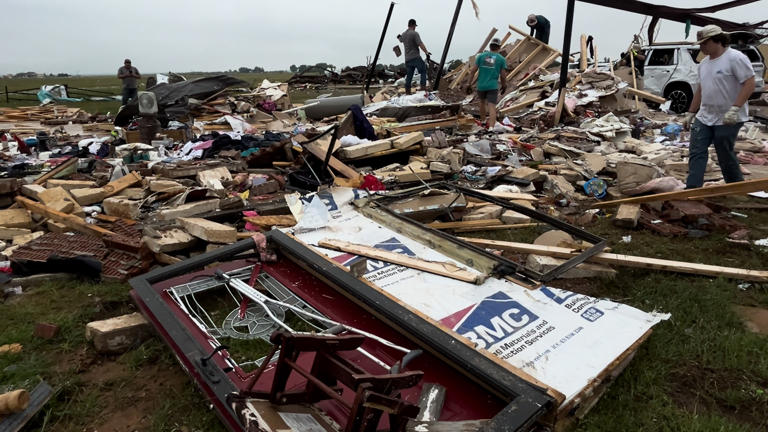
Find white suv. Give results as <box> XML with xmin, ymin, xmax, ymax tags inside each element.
<box><xmin>641</xmin><ymin>42</ymin><xmax>765</xmax><ymax>113</ymax></box>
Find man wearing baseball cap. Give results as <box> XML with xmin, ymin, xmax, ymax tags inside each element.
<box><xmin>526</xmin><ymin>14</ymin><xmax>550</xmax><ymax>44</ymax></box>
<box><xmin>472</xmin><ymin>38</ymin><xmax>508</xmax><ymax>129</ymax></box>
<box><xmin>684</xmin><ymin>25</ymin><xmax>755</xmax><ymax>189</ymax></box>
<box><xmin>398</xmin><ymin>19</ymin><xmax>432</xmax><ymax>95</ymax></box>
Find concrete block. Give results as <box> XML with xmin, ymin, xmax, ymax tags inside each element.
<box><xmin>20</xmin><ymin>184</ymin><xmax>46</xmax><ymax>200</ymax></box>
<box><xmin>143</xmin><ymin>228</ymin><xmax>196</xmax><ymax>253</ymax></box>
<box><xmin>70</xmin><ymin>187</ymin><xmax>107</xmax><ymax>206</ymax></box>
<box><xmin>102</xmin><ymin>197</ymin><xmax>141</xmax><ymax>220</ymax></box>
<box><xmin>0</xmin><ymin>209</ymin><xmax>32</xmax><ymax>229</ymax></box>
<box><xmin>85</xmin><ymin>313</ymin><xmax>152</xmax><ymax>354</ymax></box>
<box><xmin>149</xmin><ymin>179</ymin><xmax>184</xmax><ymax>193</ymax></box>
<box><xmin>156</xmin><ymin>199</ymin><xmax>220</xmax><ymax>221</ymax></box>
<box><xmin>179</xmin><ymin>217</ymin><xmax>237</xmax><ymax>244</ymax></box>
<box><xmin>12</xmin><ymin>231</ymin><xmax>44</xmax><ymax>246</ymax></box>
<box><xmin>614</xmin><ymin>204</ymin><xmax>641</xmax><ymax>228</ymax></box>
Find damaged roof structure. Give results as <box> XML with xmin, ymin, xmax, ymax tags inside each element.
<box><xmin>1</xmin><ymin>1</ymin><xmax>768</xmax><ymax>431</ymax></box>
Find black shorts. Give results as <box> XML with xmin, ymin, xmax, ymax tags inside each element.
<box><xmin>477</xmin><ymin>89</ymin><xmax>499</xmax><ymax>104</ymax></box>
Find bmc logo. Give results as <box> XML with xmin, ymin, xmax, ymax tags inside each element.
<box><xmin>342</xmin><ymin>237</ymin><xmax>416</xmax><ymax>275</ymax></box>
<box><xmin>539</xmin><ymin>286</ymin><xmax>578</xmax><ymax>305</ymax></box>
<box><xmin>301</xmin><ymin>191</ymin><xmax>338</xmax><ymax>211</ymax></box>
<box><xmin>457</xmin><ymin>291</ymin><xmax>539</xmax><ymax>350</ymax></box>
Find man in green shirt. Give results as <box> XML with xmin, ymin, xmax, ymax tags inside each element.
<box><xmin>473</xmin><ymin>38</ymin><xmax>508</xmax><ymax>128</ymax></box>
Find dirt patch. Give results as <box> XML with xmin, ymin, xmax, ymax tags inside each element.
<box><xmin>668</xmin><ymin>362</ymin><xmax>768</xmax><ymax>430</ymax></box>
<box><xmin>82</xmin><ymin>361</ymin><xmax>188</xmax><ymax>432</ymax></box>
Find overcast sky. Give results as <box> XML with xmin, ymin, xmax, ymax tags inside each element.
<box><xmin>1</xmin><ymin>0</ymin><xmax>765</xmax><ymax>75</ymax></box>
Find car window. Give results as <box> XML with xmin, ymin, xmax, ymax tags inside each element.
<box><xmin>688</xmin><ymin>48</ymin><xmax>702</xmax><ymax>64</ymax></box>
<box><xmin>736</xmin><ymin>47</ymin><xmax>761</xmax><ymax>63</ymax></box>
<box><xmin>647</xmin><ymin>48</ymin><xmax>676</xmax><ymax>66</ymax></box>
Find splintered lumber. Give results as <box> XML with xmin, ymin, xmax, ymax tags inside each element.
<box><xmin>499</xmin><ymin>96</ymin><xmax>543</xmax><ymax>114</ymax></box>
<box><xmin>33</xmin><ymin>157</ymin><xmax>78</xmax><ymax>185</ymax></box>
<box><xmin>579</xmin><ymin>35</ymin><xmax>588</xmax><ymax>71</ymax></box>
<box><xmin>103</xmin><ymin>171</ymin><xmax>142</xmax><ymax>197</ymax></box>
<box><xmin>428</xmin><ymin>219</ymin><xmax>502</xmax><ymax>230</ymax></box>
<box><xmin>592</xmin><ymin>178</ymin><xmax>768</xmax><ymax>208</ymax></box>
<box><xmin>244</xmin><ymin>215</ymin><xmax>297</xmax><ymax>228</ymax></box>
<box><xmin>624</xmin><ymin>87</ymin><xmax>666</xmax><ymax>104</ymax></box>
<box><xmin>318</xmin><ymin>238</ymin><xmax>485</xmax><ymax>284</ymax></box>
<box><xmin>304</xmin><ymin>141</ymin><xmax>358</xmax><ymax>179</ymax></box>
<box><xmin>15</xmin><ymin>196</ymin><xmax>115</xmax><ymax>237</ymax></box>
<box><xmin>461</xmin><ymin>237</ymin><xmax>768</xmax><ymax>282</ymax></box>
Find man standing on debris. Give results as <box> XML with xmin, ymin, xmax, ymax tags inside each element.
<box><xmin>684</xmin><ymin>25</ymin><xmax>755</xmax><ymax>189</ymax></box>
<box><xmin>526</xmin><ymin>14</ymin><xmax>550</xmax><ymax>44</ymax></box>
<box><xmin>117</xmin><ymin>59</ymin><xmax>141</xmax><ymax>106</ymax></box>
<box><xmin>473</xmin><ymin>38</ymin><xmax>507</xmax><ymax>129</ymax></box>
<box><xmin>398</xmin><ymin>19</ymin><xmax>431</xmax><ymax>95</ymax></box>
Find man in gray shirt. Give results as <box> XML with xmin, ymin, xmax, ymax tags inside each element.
<box><xmin>398</xmin><ymin>19</ymin><xmax>431</xmax><ymax>94</ymax></box>
<box><xmin>117</xmin><ymin>59</ymin><xmax>141</xmax><ymax>105</ymax></box>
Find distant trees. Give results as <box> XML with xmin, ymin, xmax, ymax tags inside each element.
<box><xmin>290</xmin><ymin>63</ymin><xmax>337</xmax><ymax>74</ymax></box>
<box><xmin>237</xmin><ymin>66</ymin><xmax>266</xmax><ymax>73</ymax></box>
<box><xmin>447</xmin><ymin>59</ymin><xmax>464</xmax><ymax>71</ymax></box>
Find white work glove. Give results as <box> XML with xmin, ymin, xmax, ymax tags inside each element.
<box><xmin>723</xmin><ymin>106</ymin><xmax>740</xmax><ymax>125</ymax></box>
<box><xmin>682</xmin><ymin>112</ymin><xmax>695</xmax><ymax>130</ymax></box>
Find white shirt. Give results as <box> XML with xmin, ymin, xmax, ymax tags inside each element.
<box><xmin>696</xmin><ymin>47</ymin><xmax>754</xmax><ymax>126</ymax></box>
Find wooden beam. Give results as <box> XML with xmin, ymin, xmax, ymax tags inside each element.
<box><xmin>579</xmin><ymin>34</ymin><xmax>588</xmax><ymax>71</ymax></box>
<box><xmin>499</xmin><ymin>97</ymin><xmax>543</xmax><ymax>114</ymax></box>
<box><xmin>453</xmin><ymin>223</ymin><xmax>542</xmax><ymax>233</ymax></box>
<box><xmin>477</xmin><ymin>27</ymin><xmax>498</xmax><ymax>53</ymax></box>
<box><xmin>462</xmin><ymin>237</ymin><xmax>768</xmax><ymax>282</ymax></box>
<box><xmin>244</xmin><ymin>215</ymin><xmax>297</xmax><ymax>227</ymax></box>
<box><xmin>630</xmin><ymin>50</ymin><xmax>640</xmax><ymax>110</ymax></box>
<box><xmin>553</xmin><ymin>88</ymin><xmax>567</xmax><ymax>125</ymax></box>
<box><xmin>103</xmin><ymin>171</ymin><xmax>142</xmax><ymax>197</ymax></box>
<box><xmin>592</xmin><ymin>178</ymin><xmax>768</xmax><ymax>208</ymax></box>
<box><xmin>513</xmin><ymin>51</ymin><xmax>560</xmax><ymax>87</ymax></box>
<box><xmin>624</xmin><ymin>87</ymin><xmax>666</xmax><ymax>104</ymax></box>
<box><xmin>506</xmin><ymin>45</ymin><xmax>545</xmax><ymax>82</ymax></box>
<box><xmin>15</xmin><ymin>196</ymin><xmax>115</xmax><ymax>237</ymax></box>
<box><xmin>304</xmin><ymin>141</ymin><xmax>358</xmax><ymax>179</ymax></box>
<box><xmin>427</xmin><ymin>219</ymin><xmax>502</xmax><ymax>230</ymax></box>
<box><xmin>318</xmin><ymin>238</ymin><xmax>485</xmax><ymax>284</ymax></box>
<box><xmin>34</xmin><ymin>157</ymin><xmax>78</xmax><ymax>185</ymax></box>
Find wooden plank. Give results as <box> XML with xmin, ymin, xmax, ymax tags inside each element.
<box><xmin>304</xmin><ymin>141</ymin><xmax>358</xmax><ymax>179</ymax></box>
<box><xmin>592</xmin><ymin>178</ymin><xmax>768</xmax><ymax>208</ymax></box>
<box><xmin>343</xmin><ymin>144</ymin><xmax>421</xmax><ymax>161</ymax></box>
<box><xmin>427</xmin><ymin>219</ymin><xmax>502</xmax><ymax>230</ymax></box>
<box><xmin>33</xmin><ymin>157</ymin><xmax>78</xmax><ymax>185</ymax></box>
<box><xmin>499</xmin><ymin>96</ymin><xmax>543</xmax><ymax>114</ymax></box>
<box><xmin>513</xmin><ymin>51</ymin><xmax>560</xmax><ymax>87</ymax></box>
<box><xmin>477</xmin><ymin>27</ymin><xmax>498</xmax><ymax>53</ymax></box>
<box><xmin>452</xmin><ymin>223</ymin><xmax>543</xmax><ymax>233</ymax></box>
<box><xmin>579</xmin><ymin>35</ymin><xmax>588</xmax><ymax>71</ymax></box>
<box><xmin>553</xmin><ymin>89</ymin><xmax>567</xmax><ymax>125</ymax></box>
<box><xmin>506</xmin><ymin>45</ymin><xmax>545</xmax><ymax>82</ymax></box>
<box><xmin>338</xmin><ymin>139</ymin><xmax>393</xmax><ymax>159</ymax></box>
<box><xmin>630</xmin><ymin>50</ymin><xmax>640</xmax><ymax>110</ymax></box>
<box><xmin>15</xmin><ymin>196</ymin><xmax>114</xmax><ymax>238</ymax></box>
<box><xmin>461</xmin><ymin>237</ymin><xmax>768</xmax><ymax>282</ymax></box>
<box><xmin>393</xmin><ymin>132</ymin><xmax>425</xmax><ymax>149</ymax></box>
<box><xmin>508</xmin><ymin>24</ymin><xmax>561</xmax><ymax>55</ymax></box>
<box><xmin>624</xmin><ymin>87</ymin><xmax>666</xmax><ymax>104</ymax></box>
<box><xmin>504</xmin><ymin>38</ymin><xmax>533</xmax><ymax>62</ymax></box>
<box><xmin>318</xmin><ymin>238</ymin><xmax>485</xmax><ymax>284</ymax></box>
<box><xmin>103</xmin><ymin>171</ymin><xmax>142</xmax><ymax>197</ymax></box>
<box><xmin>391</xmin><ymin>117</ymin><xmax>463</xmax><ymax>134</ymax></box>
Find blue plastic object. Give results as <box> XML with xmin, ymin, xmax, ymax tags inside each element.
<box><xmin>583</xmin><ymin>177</ymin><xmax>607</xmax><ymax>199</ymax></box>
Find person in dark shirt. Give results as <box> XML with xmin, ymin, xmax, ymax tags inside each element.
<box><xmin>397</xmin><ymin>19</ymin><xmax>431</xmax><ymax>94</ymax></box>
<box><xmin>526</xmin><ymin>14</ymin><xmax>550</xmax><ymax>44</ymax></box>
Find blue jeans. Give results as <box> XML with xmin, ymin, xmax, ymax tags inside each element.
<box><xmin>122</xmin><ymin>87</ymin><xmax>138</xmax><ymax>106</ymax></box>
<box><xmin>686</xmin><ymin>119</ymin><xmax>744</xmax><ymax>189</ymax></box>
<box><xmin>405</xmin><ymin>57</ymin><xmax>427</xmax><ymax>93</ymax></box>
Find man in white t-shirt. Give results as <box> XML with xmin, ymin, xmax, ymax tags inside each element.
<box><xmin>683</xmin><ymin>25</ymin><xmax>755</xmax><ymax>189</ymax></box>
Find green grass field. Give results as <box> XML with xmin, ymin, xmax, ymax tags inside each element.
<box><xmin>0</xmin><ymin>71</ymin><xmax>352</xmax><ymax>115</ymax></box>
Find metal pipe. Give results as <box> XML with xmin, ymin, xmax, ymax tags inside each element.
<box><xmin>556</xmin><ymin>0</ymin><xmax>577</xmax><ymax>124</ymax></box>
<box><xmin>433</xmin><ymin>0</ymin><xmax>463</xmax><ymax>91</ymax></box>
<box><xmin>366</xmin><ymin>1</ymin><xmax>395</xmax><ymax>94</ymax></box>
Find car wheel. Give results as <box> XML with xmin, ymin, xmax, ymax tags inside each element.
<box><xmin>665</xmin><ymin>85</ymin><xmax>693</xmax><ymax>114</ymax></box>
